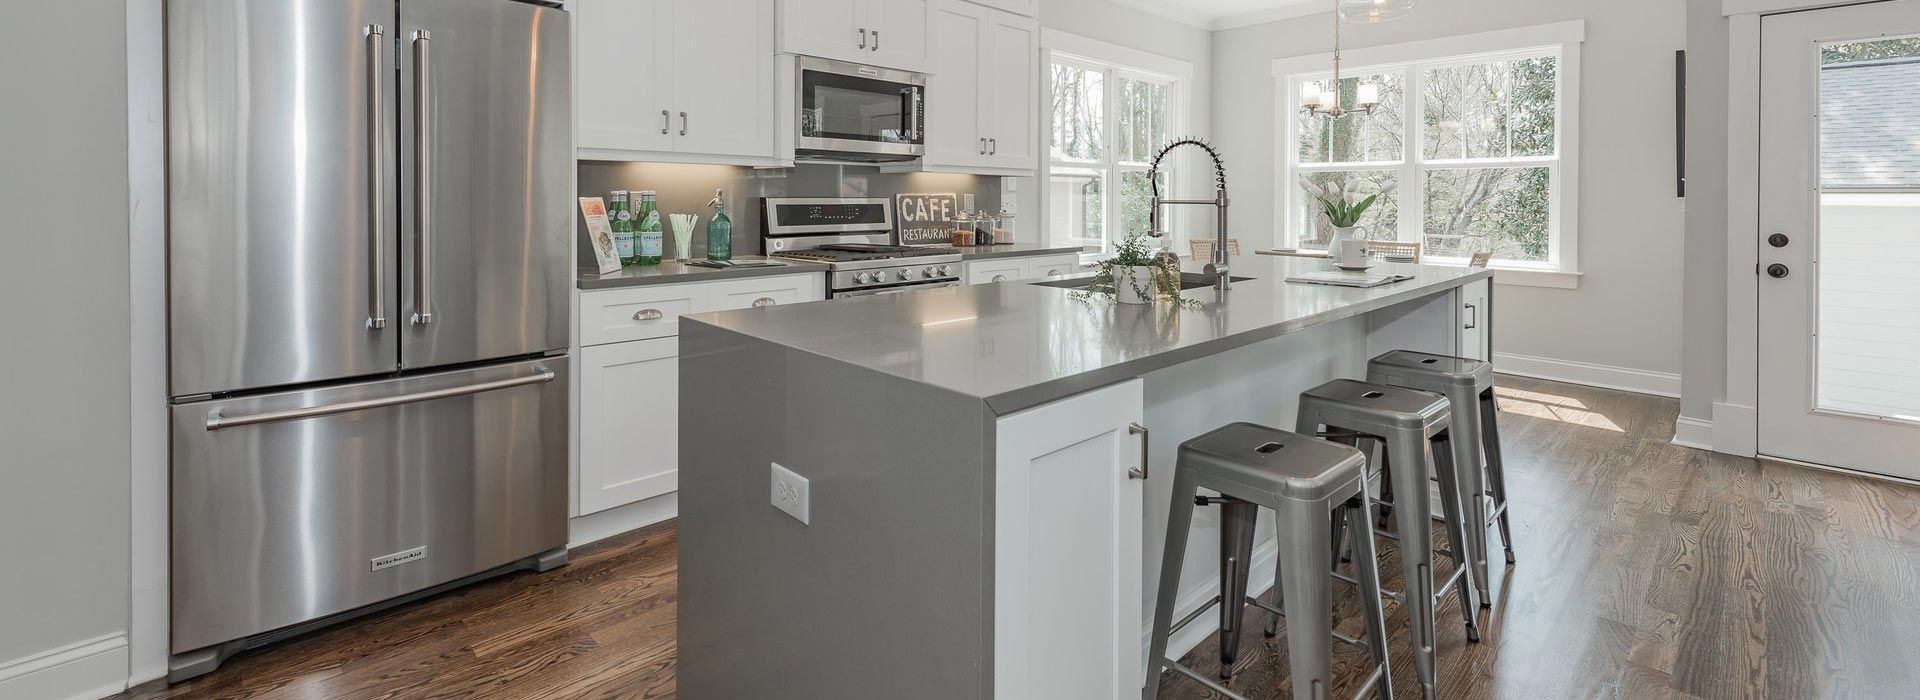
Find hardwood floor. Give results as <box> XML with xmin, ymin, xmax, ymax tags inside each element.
<box><xmin>114</xmin><ymin>377</ymin><xmax>1920</xmax><ymax>700</ymax></box>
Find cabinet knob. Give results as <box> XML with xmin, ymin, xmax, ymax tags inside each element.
<box><xmin>752</xmin><ymin>297</ymin><xmax>777</xmax><ymax>308</ymax></box>
<box><xmin>991</xmin><ymin>275</ymin><xmax>1007</xmax><ymax>282</ymax></box>
<box><xmin>1766</xmin><ymin>263</ymin><xmax>1790</xmax><ymax>279</ymax></box>
<box><xmin>633</xmin><ymin>308</ymin><xmax>664</xmax><ymax>321</ymax></box>
<box><xmin>1046</xmin><ymin>270</ymin><xmax>1061</xmax><ymax>277</ymax></box>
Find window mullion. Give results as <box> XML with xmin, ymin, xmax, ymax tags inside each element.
<box><xmin>1402</xmin><ymin>65</ymin><xmax>1423</xmax><ymax>245</ymax></box>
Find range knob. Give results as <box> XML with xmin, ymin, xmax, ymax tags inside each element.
<box><xmin>924</xmin><ymin>266</ymin><xmax>939</xmax><ymax>278</ymax></box>
<box><xmin>938</xmin><ymin>265</ymin><xmax>953</xmax><ymax>277</ymax></box>
<box><xmin>853</xmin><ymin>272</ymin><xmax>872</xmax><ymax>284</ymax></box>
<box><xmin>895</xmin><ymin>269</ymin><xmax>912</xmax><ymax>281</ymax></box>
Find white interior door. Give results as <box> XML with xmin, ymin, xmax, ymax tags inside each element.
<box><xmin>1759</xmin><ymin>0</ymin><xmax>1920</xmax><ymax>477</ymax></box>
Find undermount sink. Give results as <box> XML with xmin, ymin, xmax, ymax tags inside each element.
<box><xmin>1030</xmin><ymin>272</ymin><xmax>1255</xmax><ymax>291</ymax></box>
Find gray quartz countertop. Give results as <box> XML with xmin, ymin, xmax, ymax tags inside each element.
<box><xmin>684</xmin><ymin>256</ymin><xmax>1491</xmax><ymax>414</ymax></box>
<box><xmin>952</xmin><ymin>243</ymin><xmax>1085</xmax><ymax>260</ymax></box>
<box><xmin>578</xmin><ymin>256</ymin><xmax>828</xmax><ymax>290</ymax></box>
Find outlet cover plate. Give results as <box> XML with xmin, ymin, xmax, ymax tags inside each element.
<box><xmin>770</xmin><ymin>462</ymin><xmax>810</xmax><ymax>525</ymax></box>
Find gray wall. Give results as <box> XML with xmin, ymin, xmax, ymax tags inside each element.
<box><xmin>576</xmin><ymin>162</ymin><xmax>1002</xmax><ymax>264</ymax></box>
<box><xmin>1211</xmin><ymin>0</ymin><xmax>1689</xmax><ymax>378</ymax></box>
<box><xmin>1681</xmin><ymin>0</ymin><xmax>1730</xmax><ymax>423</ymax></box>
<box><xmin>0</xmin><ymin>0</ymin><xmax>133</xmax><ymax>675</ymax></box>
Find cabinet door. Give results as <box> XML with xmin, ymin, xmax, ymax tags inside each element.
<box><xmin>967</xmin><ymin>259</ymin><xmax>1028</xmax><ymax>284</ymax></box>
<box><xmin>981</xmin><ymin>10</ymin><xmax>1038</xmax><ymax>171</ymax></box>
<box><xmin>575</xmin><ymin>0</ymin><xmax>675</xmax><ymax>154</ymax></box>
<box><xmin>673</xmin><ymin>0</ymin><xmax>777</xmax><ymax>158</ymax></box>
<box><xmin>924</xmin><ymin>1</ymin><xmax>987</xmax><ymax>168</ymax></box>
<box><xmin>1459</xmin><ymin>278</ymin><xmax>1490</xmax><ymax>361</ymax></box>
<box><xmin>779</xmin><ymin>0</ymin><xmax>867</xmax><ymax>65</ymax></box>
<box><xmin>993</xmin><ymin>379</ymin><xmax>1144</xmax><ymax>700</ymax></box>
<box><xmin>1023</xmin><ymin>254</ymin><xmax>1078</xmax><ymax>280</ymax></box>
<box><xmin>864</xmin><ymin>0</ymin><xmax>933</xmax><ymax>73</ymax></box>
<box><xmin>579</xmin><ymin>338</ymin><xmax>680</xmax><ymax>515</ymax></box>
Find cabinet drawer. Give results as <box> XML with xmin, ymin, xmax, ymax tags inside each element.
<box><xmin>581</xmin><ymin>284</ymin><xmax>709</xmax><ymax>346</ymax></box>
<box><xmin>1024</xmin><ymin>254</ymin><xmax>1080</xmax><ymax>280</ymax></box>
<box><xmin>707</xmin><ymin>273</ymin><xmax>825</xmax><ymax>311</ymax></box>
<box><xmin>967</xmin><ymin>260</ymin><xmax>1028</xmax><ymax>285</ymax></box>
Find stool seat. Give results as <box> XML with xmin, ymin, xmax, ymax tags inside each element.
<box><xmin>1368</xmin><ymin>350</ymin><xmax>1493</xmax><ymax>392</ymax></box>
<box><xmin>1180</xmin><ymin>423</ymin><xmax>1367</xmax><ymax>502</ymax></box>
<box><xmin>1300</xmin><ymin>379</ymin><xmax>1449</xmax><ymax>431</ymax></box>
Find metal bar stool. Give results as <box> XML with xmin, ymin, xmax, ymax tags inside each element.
<box><xmin>1368</xmin><ymin>350</ymin><xmax>1516</xmax><ymax>592</ymax></box>
<box><xmin>1299</xmin><ymin>379</ymin><xmax>1481</xmax><ymax>700</ymax></box>
<box><xmin>1145</xmin><ymin>423</ymin><xmax>1393</xmax><ymax>700</ymax></box>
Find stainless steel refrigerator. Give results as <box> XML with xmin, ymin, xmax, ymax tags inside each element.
<box><xmin>165</xmin><ymin>0</ymin><xmax>572</xmax><ymax>680</ymax></box>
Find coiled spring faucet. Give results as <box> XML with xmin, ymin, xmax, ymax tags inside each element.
<box><xmin>1146</xmin><ymin>138</ymin><xmax>1231</xmax><ymax>291</ymax></box>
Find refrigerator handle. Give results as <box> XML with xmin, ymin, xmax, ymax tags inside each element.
<box><xmin>366</xmin><ymin>24</ymin><xmax>389</xmax><ymax>330</ymax></box>
<box><xmin>205</xmin><ymin>369</ymin><xmax>557</xmax><ymax>431</ymax></box>
<box><xmin>410</xmin><ymin>29</ymin><xmax>434</xmax><ymax>326</ymax></box>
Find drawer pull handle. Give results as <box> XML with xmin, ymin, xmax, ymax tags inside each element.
<box><xmin>633</xmin><ymin>308</ymin><xmax>665</xmax><ymax>321</ymax></box>
<box><xmin>1046</xmin><ymin>270</ymin><xmax>1061</xmax><ymax>277</ymax></box>
<box><xmin>991</xmin><ymin>274</ymin><xmax>1007</xmax><ymax>282</ymax></box>
<box><xmin>752</xmin><ymin>297</ymin><xmax>777</xmax><ymax>308</ymax></box>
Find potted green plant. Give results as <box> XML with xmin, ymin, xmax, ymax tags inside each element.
<box><xmin>1077</xmin><ymin>234</ymin><xmax>1195</xmax><ymax>307</ymax></box>
<box><xmin>1304</xmin><ymin>179</ymin><xmax>1394</xmax><ymax>247</ymax></box>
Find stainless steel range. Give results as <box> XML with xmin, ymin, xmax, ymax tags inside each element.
<box><xmin>761</xmin><ymin>197</ymin><xmax>963</xmax><ymax>298</ymax></box>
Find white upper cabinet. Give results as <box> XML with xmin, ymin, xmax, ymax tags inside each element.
<box><xmin>899</xmin><ymin>0</ymin><xmax>1037</xmax><ymax>175</ymax></box>
<box><xmin>779</xmin><ymin>0</ymin><xmax>934</xmax><ymax>73</ymax></box>
<box><xmin>962</xmin><ymin>0</ymin><xmax>1039</xmax><ymax>17</ymax></box>
<box><xmin>575</xmin><ymin>0</ymin><xmax>781</xmax><ymax>165</ymax></box>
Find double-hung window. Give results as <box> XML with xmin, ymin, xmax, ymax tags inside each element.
<box><xmin>1277</xmin><ymin>22</ymin><xmax>1583</xmax><ymax>281</ymax></box>
<box><xmin>1044</xmin><ymin>32</ymin><xmax>1187</xmax><ymax>258</ymax></box>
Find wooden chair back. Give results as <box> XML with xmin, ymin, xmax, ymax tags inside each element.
<box><xmin>1189</xmin><ymin>239</ymin><xmax>1243</xmax><ymax>261</ymax></box>
<box><xmin>1370</xmin><ymin>240</ymin><xmax>1421</xmax><ymax>263</ymax></box>
<box><xmin>1468</xmin><ymin>251</ymin><xmax>1493</xmax><ymax>268</ymax></box>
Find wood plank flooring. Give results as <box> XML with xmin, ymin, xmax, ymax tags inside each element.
<box><xmin>114</xmin><ymin>377</ymin><xmax>1920</xmax><ymax>700</ymax></box>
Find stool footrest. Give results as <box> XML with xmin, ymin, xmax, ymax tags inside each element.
<box><xmin>1167</xmin><ymin>594</ymin><xmax>1223</xmax><ymax>639</ymax></box>
<box><xmin>1351</xmin><ymin>662</ymin><xmax>1389</xmax><ymax>700</ymax></box>
<box><xmin>1164</xmin><ymin>662</ymin><xmax>1253</xmax><ymax>700</ymax></box>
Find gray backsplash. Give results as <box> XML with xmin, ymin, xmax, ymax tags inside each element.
<box><xmin>577</xmin><ymin>161</ymin><xmax>1005</xmax><ymax>266</ymax></box>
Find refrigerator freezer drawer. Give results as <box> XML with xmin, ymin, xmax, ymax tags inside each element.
<box><xmin>169</xmin><ymin>357</ymin><xmax>570</xmax><ymax>654</ymax></box>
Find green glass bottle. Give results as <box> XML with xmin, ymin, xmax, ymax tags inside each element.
<box><xmin>635</xmin><ymin>190</ymin><xmax>663</xmax><ymax>266</ymax></box>
<box><xmin>609</xmin><ymin>190</ymin><xmax>636</xmax><ymax>266</ymax></box>
<box><xmin>705</xmin><ymin>188</ymin><xmax>733</xmax><ymax>261</ymax></box>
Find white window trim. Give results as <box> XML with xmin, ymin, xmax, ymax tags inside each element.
<box><xmin>1040</xmin><ymin>30</ymin><xmax>1194</xmax><ymax>261</ymax></box>
<box><xmin>1271</xmin><ymin>20</ymin><xmax>1584</xmax><ymax>288</ymax></box>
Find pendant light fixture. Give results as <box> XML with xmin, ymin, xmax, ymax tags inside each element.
<box><xmin>1301</xmin><ymin>0</ymin><xmax>1393</xmax><ymax>120</ymax></box>
<box><xmin>1338</xmin><ymin>0</ymin><xmax>1418</xmax><ymax>23</ymax></box>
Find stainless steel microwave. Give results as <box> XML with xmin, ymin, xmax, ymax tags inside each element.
<box><xmin>795</xmin><ymin>56</ymin><xmax>926</xmax><ymax>163</ymax></box>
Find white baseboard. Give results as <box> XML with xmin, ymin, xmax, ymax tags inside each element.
<box><xmin>1712</xmin><ymin>402</ymin><xmax>1758</xmax><ymax>457</ymax></box>
<box><xmin>0</xmin><ymin>634</ymin><xmax>128</xmax><ymax>700</ymax></box>
<box><xmin>1672</xmin><ymin>415</ymin><xmax>1715</xmax><ymax>451</ymax></box>
<box><xmin>568</xmin><ymin>492</ymin><xmax>678</xmax><ymax>549</ymax></box>
<box><xmin>1492</xmin><ymin>352</ymin><xmax>1682</xmax><ymax>398</ymax></box>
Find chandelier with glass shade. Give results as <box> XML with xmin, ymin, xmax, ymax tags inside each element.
<box><xmin>1300</xmin><ymin>0</ymin><xmax>1417</xmax><ymax>120</ymax></box>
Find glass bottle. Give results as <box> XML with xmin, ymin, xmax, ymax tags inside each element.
<box><xmin>609</xmin><ymin>190</ymin><xmax>636</xmax><ymax>266</ymax></box>
<box><xmin>635</xmin><ymin>190</ymin><xmax>663</xmax><ymax>266</ymax></box>
<box><xmin>705</xmin><ymin>189</ymin><xmax>732</xmax><ymax>261</ymax></box>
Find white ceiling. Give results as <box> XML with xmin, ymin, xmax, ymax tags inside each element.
<box><xmin>1108</xmin><ymin>0</ymin><xmax>1328</xmax><ymax>31</ymax></box>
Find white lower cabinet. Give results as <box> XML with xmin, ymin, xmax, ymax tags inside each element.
<box><xmin>1023</xmin><ymin>254</ymin><xmax>1079</xmax><ymax>280</ymax></box>
<box><xmin>579</xmin><ymin>338</ymin><xmax>681</xmax><ymax>515</ymax></box>
<box><xmin>575</xmin><ymin>272</ymin><xmax>825</xmax><ymax>517</ymax></box>
<box><xmin>1459</xmin><ymin>278</ymin><xmax>1490</xmax><ymax>362</ymax></box>
<box><xmin>966</xmin><ymin>259</ymin><xmax>1029</xmax><ymax>284</ymax></box>
<box><xmin>993</xmin><ymin>379</ymin><xmax>1145</xmax><ymax>700</ymax></box>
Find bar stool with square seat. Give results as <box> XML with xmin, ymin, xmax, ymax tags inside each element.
<box><xmin>1367</xmin><ymin>349</ymin><xmax>1516</xmax><ymax>595</ymax></box>
<box><xmin>1297</xmin><ymin>379</ymin><xmax>1481</xmax><ymax>700</ymax></box>
<box><xmin>1144</xmin><ymin>423</ymin><xmax>1393</xmax><ymax>700</ymax></box>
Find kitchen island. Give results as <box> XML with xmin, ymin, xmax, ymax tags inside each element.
<box><xmin>676</xmin><ymin>255</ymin><xmax>1492</xmax><ymax>700</ymax></box>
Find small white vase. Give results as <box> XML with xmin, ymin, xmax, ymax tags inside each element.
<box><xmin>1116</xmin><ymin>265</ymin><xmax>1160</xmax><ymax>305</ymax></box>
<box><xmin>1329</xmin><ymin>225</ymin><xmax>1357</xmax><ymax>248</ymax></box>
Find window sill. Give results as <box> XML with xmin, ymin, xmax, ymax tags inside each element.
<box><xmin>1487</xmin><ymin>267</ymin><xmax>1580</xmax><ymax>289</ymax></box>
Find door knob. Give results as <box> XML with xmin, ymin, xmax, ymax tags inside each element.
<box><xmin>1768</xmin><ymin>233</ymin><xmax>1790</xmax><ymax>248</ymax></box>
<box><xmin>1766</xmin><ymin>263</ymin><xmax>1790</xmax><ymax>279</ymax></box>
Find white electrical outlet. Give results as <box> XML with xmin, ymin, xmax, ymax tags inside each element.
<box><xmin>770</xmin><ymin>462</ymin><xmax>810</xmax><ymax>525</ymax></box>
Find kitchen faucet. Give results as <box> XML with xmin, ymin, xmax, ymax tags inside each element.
<box><xmin>1146</xmin><ymin>138</ymin><xmax>1231</xmax><ymax>291</ymax></box>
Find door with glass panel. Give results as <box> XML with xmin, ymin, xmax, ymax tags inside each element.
<box><xmin>1759</xmin><ymin>1</ymin><xmax>1920</xmax><ymax>477</ymax></box>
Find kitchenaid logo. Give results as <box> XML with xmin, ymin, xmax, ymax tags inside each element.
<box><xmin>371</xmin><ymin>546</ymin><xmax>428</xmax><ymax>572</ymax></box>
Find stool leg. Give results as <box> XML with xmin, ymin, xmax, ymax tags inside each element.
<box><xmin>1374</xmin><ymin>438</ymin><xmax>1396</xmax><ymax>529</ymax></box>
<box><xmin>1218</xmin><ymin>499</ymin><xmax>1258</xmax><ymax>677</ymax></box>
<box><xmin>1431</xmin><ymin>431</ymin><xmax>1484</xmax><ymax>640</ymax></box>
<box><xmin>1145</xmin><ymin>471</ymin><xmax>1200</xmax><ymax>700</ymax></box>
<box><xmin>1386</xmin><ymin>431</ymin><xmax>1439</xmax><ymax>700</ymax></box>
<box><xmin>1448</xmin><ymin>387</ymin><xmax>1492</xmax><ymax>607</ymax></box>
<box><xmin>1346</xmin><ymin>492</ymin><xmax>1395</xmax><ymax>700</ymax></box>
<box><xmin>1276</xmin><ymin>498</ymin><xmax>1335</xmax><ymax>700</ymax></box>
<box><xmin>1481</xmin><ymin>388</ymin><xmax>1516</xmax><ymax>565</ymax></box>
